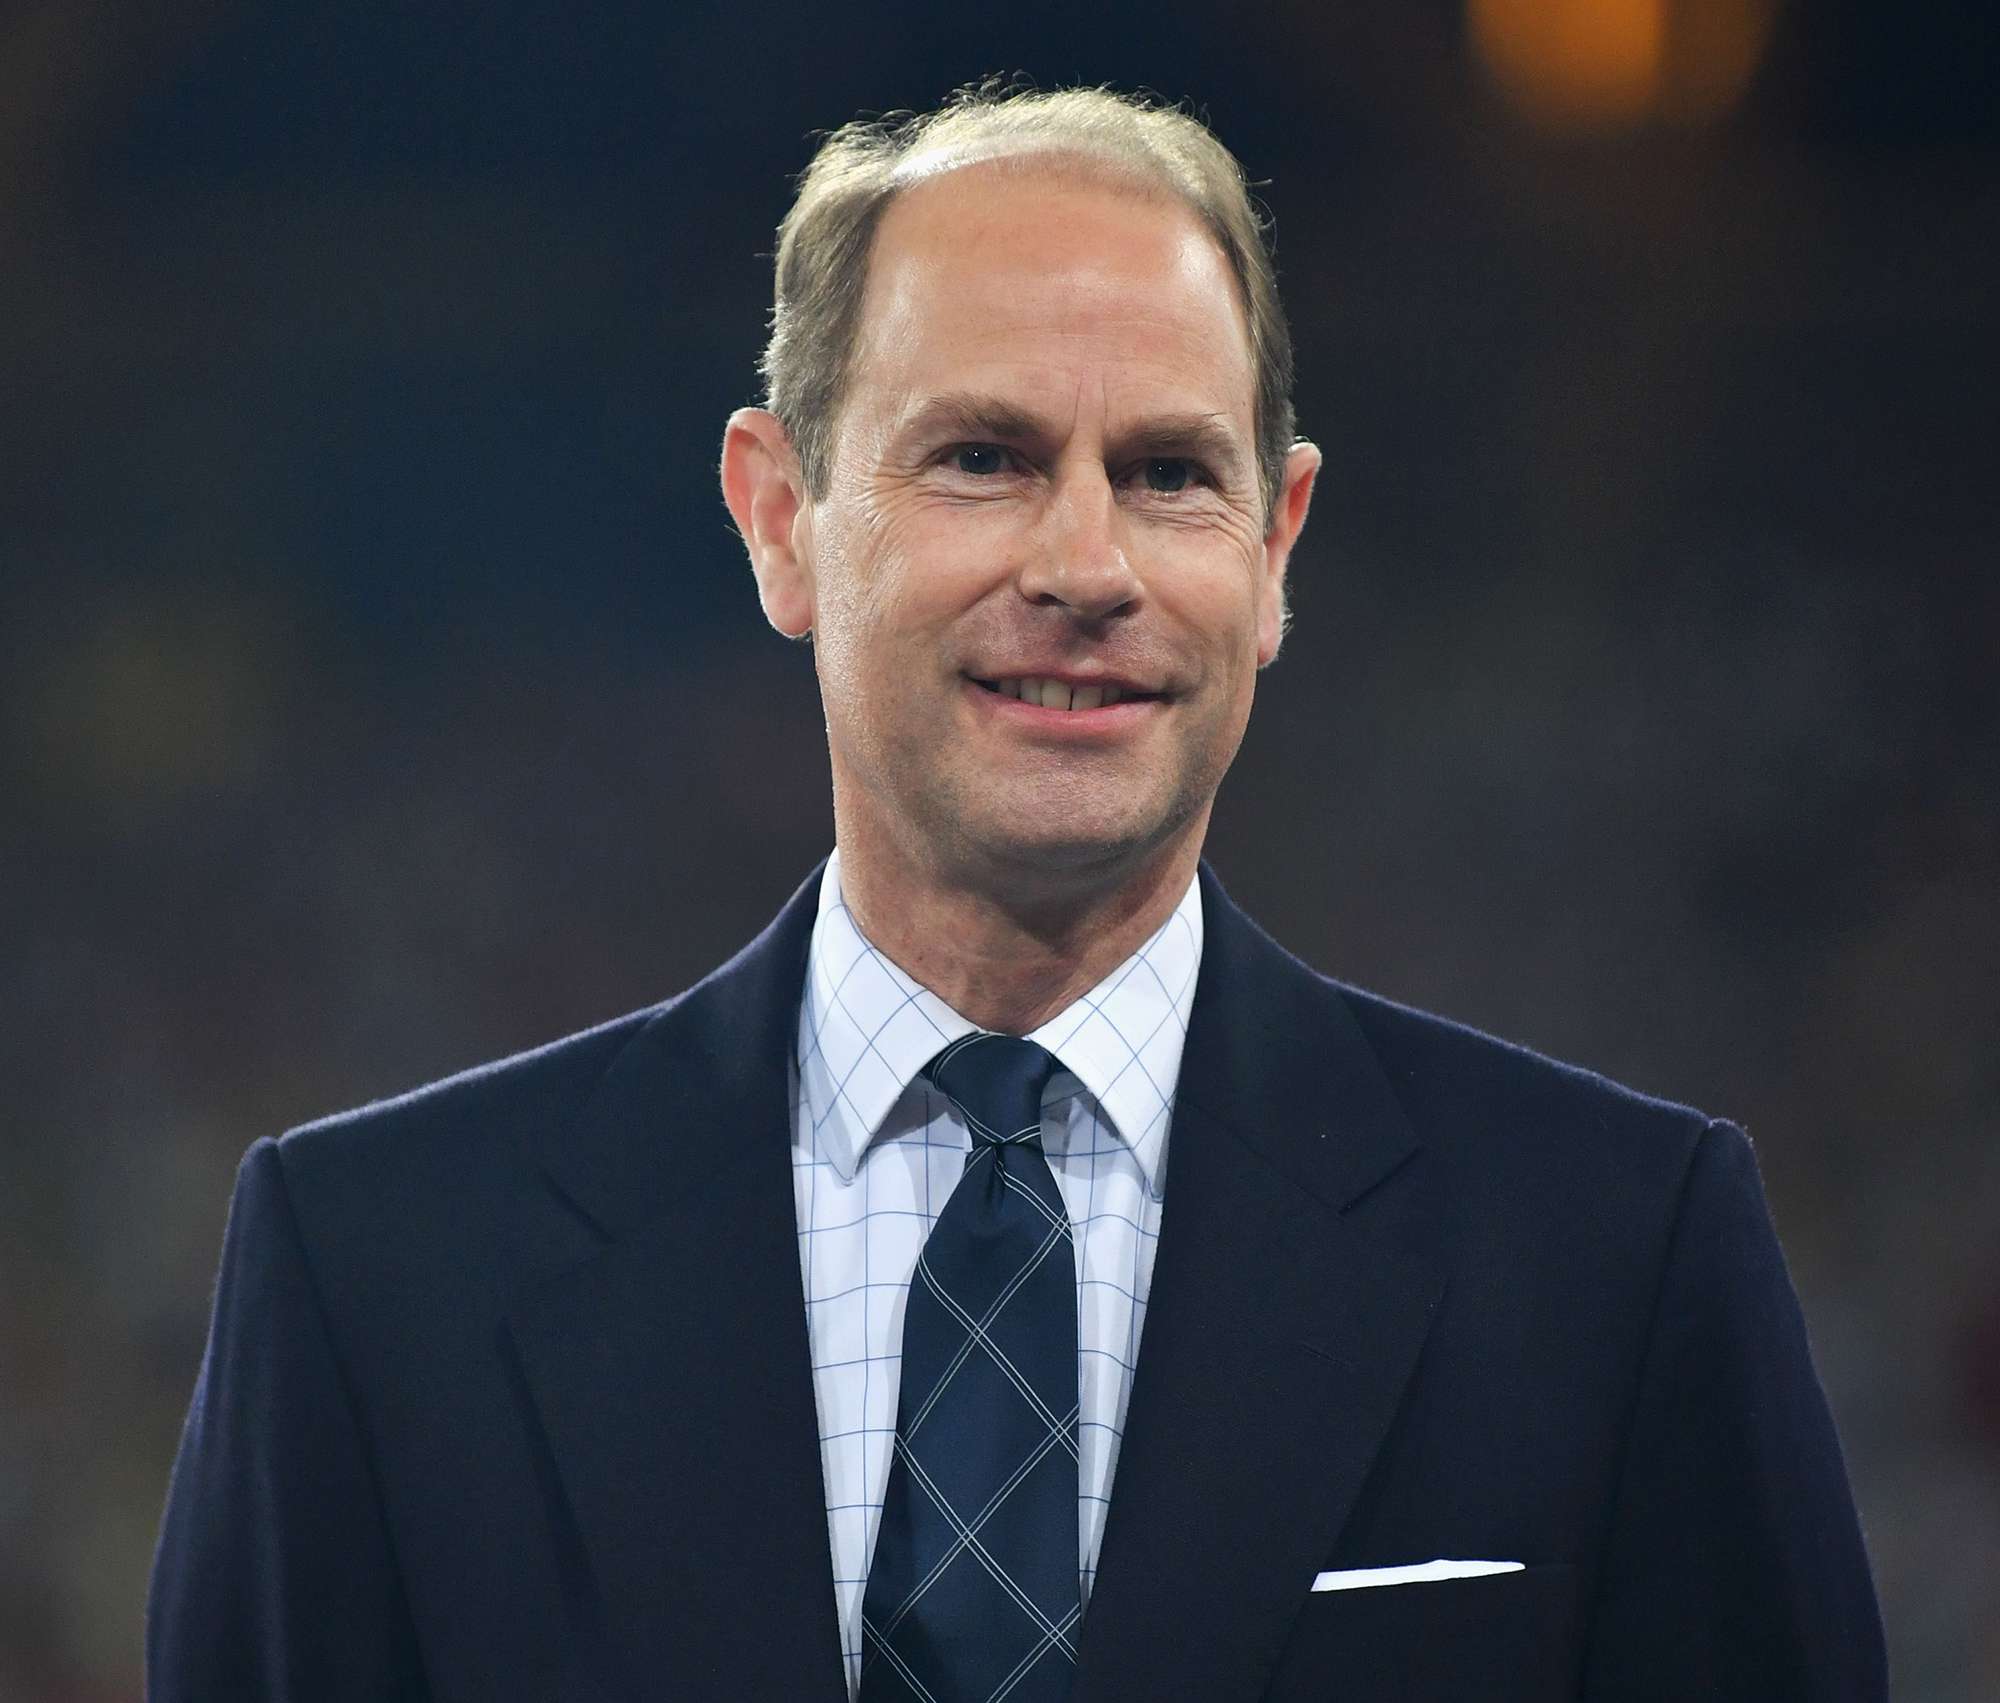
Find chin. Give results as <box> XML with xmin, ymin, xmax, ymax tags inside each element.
<box><xmin>947</xmin><ymin>795</ymin><xmax>1198</xmax><ymax>887</ymax></box>
<box><xmin>981</xmin><ymin>830</ymin><xmax>1148</xmax><ymax>874</ymax></box>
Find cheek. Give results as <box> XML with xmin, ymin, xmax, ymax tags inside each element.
<box><xmin>1162</xmin><ymin>545</ymin><xmax>1267</xmax><ymax>666</ymax></box>
<box><xmin>856</xmin><ymin>509</ymin><xmax>1009</xmax><ymax>652</ymax></box>
<box><xmin>809</xmin><ymin>506</ymin><xmax>905</xmax><ymax>656</ymax></box>
<box><xmin>819</xmin><ymin>488</ymin><xmax>941</xmax><ymax>618</ymax></box>
<box><xmin>807</xmin><ymin>524</ymin><xmax>944</xmax><ymax>736</ymax></box>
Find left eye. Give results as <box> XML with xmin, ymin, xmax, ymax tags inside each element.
<box><xmin>1143</xmin><ymin>458</ymin><xmax>1191</xmax><ymax>493</ymax></box>
<box><xmin>953</xmin><ymin>444</ymin><xmax>1007</xmax><ymax>475</ymax></box>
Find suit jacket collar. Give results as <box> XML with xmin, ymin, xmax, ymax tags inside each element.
<box><xmin>507</xmin><ymin>861</ymin><xmax>1441</xmax><ymax>1701</ymax></box>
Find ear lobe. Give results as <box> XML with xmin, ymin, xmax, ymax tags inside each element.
<box><xmin>720</xmin><ymin>407</ymin><xmax>814</xmax><ymax>638</ymax></box>
<box><xmin>1256</xmin><ymin>440</ymin><xmax>1321</xmax><ymax>666</ymax></box>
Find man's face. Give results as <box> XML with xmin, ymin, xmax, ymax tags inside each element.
<box><xmin>780</xmin><ymin>161</ymin><xmax>1315</xmax><ymax>892</ymax></box>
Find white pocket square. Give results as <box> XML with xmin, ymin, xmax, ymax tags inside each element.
<box><xmin>1311</xmin><ymin>1559</ymin><xmax>1525</xmax><ymax>1592</ymax></box>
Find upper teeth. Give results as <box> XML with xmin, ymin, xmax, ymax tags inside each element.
<box><xmin>986</xmin><ymin>678</ymin><xmax>1122</xmax><ymax>710</ymax></box>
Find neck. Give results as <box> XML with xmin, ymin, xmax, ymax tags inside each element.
<box><xmin>834</xmin><ymin>818</ymin><xmax>1208</xmax><ymax>1036</ymax></box>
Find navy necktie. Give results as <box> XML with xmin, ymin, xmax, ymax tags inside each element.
<box><xmin>858</xmin><ymin>1033</ymin><xmax>1081</xmax><ymax>1703</ymax></box>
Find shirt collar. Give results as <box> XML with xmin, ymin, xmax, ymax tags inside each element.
<box><xmin>796</xmin><ymin>850</ymin><xmax>1204</xmax><ymax>1200</ymax></box>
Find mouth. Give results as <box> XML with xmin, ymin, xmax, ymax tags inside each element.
<box><xmin>968</xmin><ymin>675</ymin><xmax>1165</xmax><ymax>712</ymax></box>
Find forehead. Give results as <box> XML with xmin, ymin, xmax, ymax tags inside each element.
<box><xmin>846</xmin><ymin>160</ymin><xmax>1256</xmax><ymax>435</ymax></box>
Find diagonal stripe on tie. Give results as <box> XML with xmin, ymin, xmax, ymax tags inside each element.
<box><xmin>904</xmin><ymin>1224</ymin><xmax>1079</xmax><ymax>1447</ymax></box>
<box><xmin>883</xmin><ymin>1420</ymin><xmax>1081</xmax><ymax>1629</ymax></box>
<box><xmin>880</xmin><ymin>1436</ymin><xmax>1081</xmax><ymax>1651</ymax></box>
<box><xmin>858</xmin><ymin>1034</ymin><xmax>1082</xmax><ymax>1703</ymax></box>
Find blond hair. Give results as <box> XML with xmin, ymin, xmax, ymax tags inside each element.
<box><xmin>759</xmin><ymin>83</ymin><xmax>1297</xmax><ymax>518</ymax></box>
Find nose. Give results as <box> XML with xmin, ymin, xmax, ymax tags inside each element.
<box><xmin>1016</xmin><ymin>464</ymin><xmax>1142</xmax><ymax>621</ymax></box>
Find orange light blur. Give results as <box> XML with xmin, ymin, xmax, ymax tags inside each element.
<box><xmin>1469</xmin><ymin>0</ymin><xmax>1779</xmax><ymax>133</ymax></box>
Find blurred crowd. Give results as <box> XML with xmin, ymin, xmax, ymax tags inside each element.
<box><xmin>3</xmin><ymin>2</ymin><xmax>1995</xmax><ymax>1696</ymax></box>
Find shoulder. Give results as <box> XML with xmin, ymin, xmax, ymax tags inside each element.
<box><xmin>1204</xmin><ymin>867</ymin><xmax>1718</xmax><ymax>1162</ymax></box>
<box><xmin>1334</xmin><ymin>974</ymin><xmax>1714</xmax><ymax>1146</ymax></box>
<box><xmin>1194</xmin><ymin>868</ymin><xmax>1731</xmax><ymax>1263</ymax></box>
<box><xmin>225</xmin><ymin>997</ymin><xmax>705</xmax><ymax>1354</ymax></box>
<box><xmin>262</xmin><ymin>997</ymin><xmax>676</xmax><ymax>1255</ymax></box>
<box><xmin>1205</xmin><ymin>870</ymin><xmax>1727</xmax><ymax>1231</ymax></box>
<box><xmin>259</xmin><ymin>862</ymin><xmax>826</xmax><ymax>1255</ymax></box>
<box><xmin>1321</xmin><ymin>971</ymin><xmax>1735</xmax><ymax>1250</ymax></box>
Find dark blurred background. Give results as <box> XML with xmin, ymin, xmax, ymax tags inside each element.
<box><xmin>3</xmin><ymin>0</ymin><xmax>1995</xmax><ymax>1696</ymax></box>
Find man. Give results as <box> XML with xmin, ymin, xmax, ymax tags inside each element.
<box><xmin>149</xmin><ymin>87</ymin><xmax>1885</xmax><ymax>1701</ymax></box>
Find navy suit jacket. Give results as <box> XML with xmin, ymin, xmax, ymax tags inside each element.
<box><xmin>149</xmin><ymin>863</ymin><xmax>1886</xmax><ymax>1700</ymax></box>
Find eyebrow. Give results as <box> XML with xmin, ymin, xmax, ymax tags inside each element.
<box><xmin>896</xmin><ymin>391</ymin><xmax>1251</xmax><ymax>484</ymax></box>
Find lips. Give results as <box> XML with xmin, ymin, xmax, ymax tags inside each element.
<box><xmin>970</xmin><ymin>675</ymin><xmax>1162</xmax><ymax>711</ymax></box>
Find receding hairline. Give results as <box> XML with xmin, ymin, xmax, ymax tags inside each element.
<box><xmin>885</xmin><ymin>131</ymin><xmax>1197</xmax><ymax>198</ymax></box>
<box><xmin>845</xmin><ymin>148</ymin><xmax>1258</xmax><ymax>416</ymax></box>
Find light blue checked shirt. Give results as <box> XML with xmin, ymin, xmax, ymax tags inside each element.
<box><xmin>794</xmin><ymin>851</ymin><xmax>1203</xmax><ymax>1698</ymax></box>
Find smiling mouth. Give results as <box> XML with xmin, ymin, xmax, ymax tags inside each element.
<box><xmin>971</xmin><ymin>676</ymin><xmax>1162</xmax><ymax>711</ymax></box>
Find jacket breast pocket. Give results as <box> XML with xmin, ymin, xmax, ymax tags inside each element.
<box><xmin>1266</xmin><ymin>1562</ymin><xmax>1580</xmax><ymax>1702</ymax></box>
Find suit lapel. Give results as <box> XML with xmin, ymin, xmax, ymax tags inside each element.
<box><xmin>507</xmin><ymin>866</ymin><xmax>849</xmax><ymax>1701</ymax></box>
<box><xmin>1072</xmin><ymin>866</ymin><xmax>1446</xmax><ymax>1703</ymax></box>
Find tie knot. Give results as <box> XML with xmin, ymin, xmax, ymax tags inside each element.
<box><xmin>923</xmin><ymin>1033</ymin><xmax>1061</xmax><ymax>1149</ymax></box>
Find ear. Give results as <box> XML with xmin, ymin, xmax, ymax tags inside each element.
<box><xmin>1256</xmin><ymin>440</ymin><xmax>1321</xmax><ymax>667</ymax></box>
<box><xmin>720</xmin><ymin>407</ymin><xmax>815</xmax><ymax>638</ymax></box>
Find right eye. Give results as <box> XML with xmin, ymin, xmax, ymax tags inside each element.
<box><xmin>951</xmin><ymin>444</ymin><xmax>1008</xmax><ymax>476</ymax></box>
